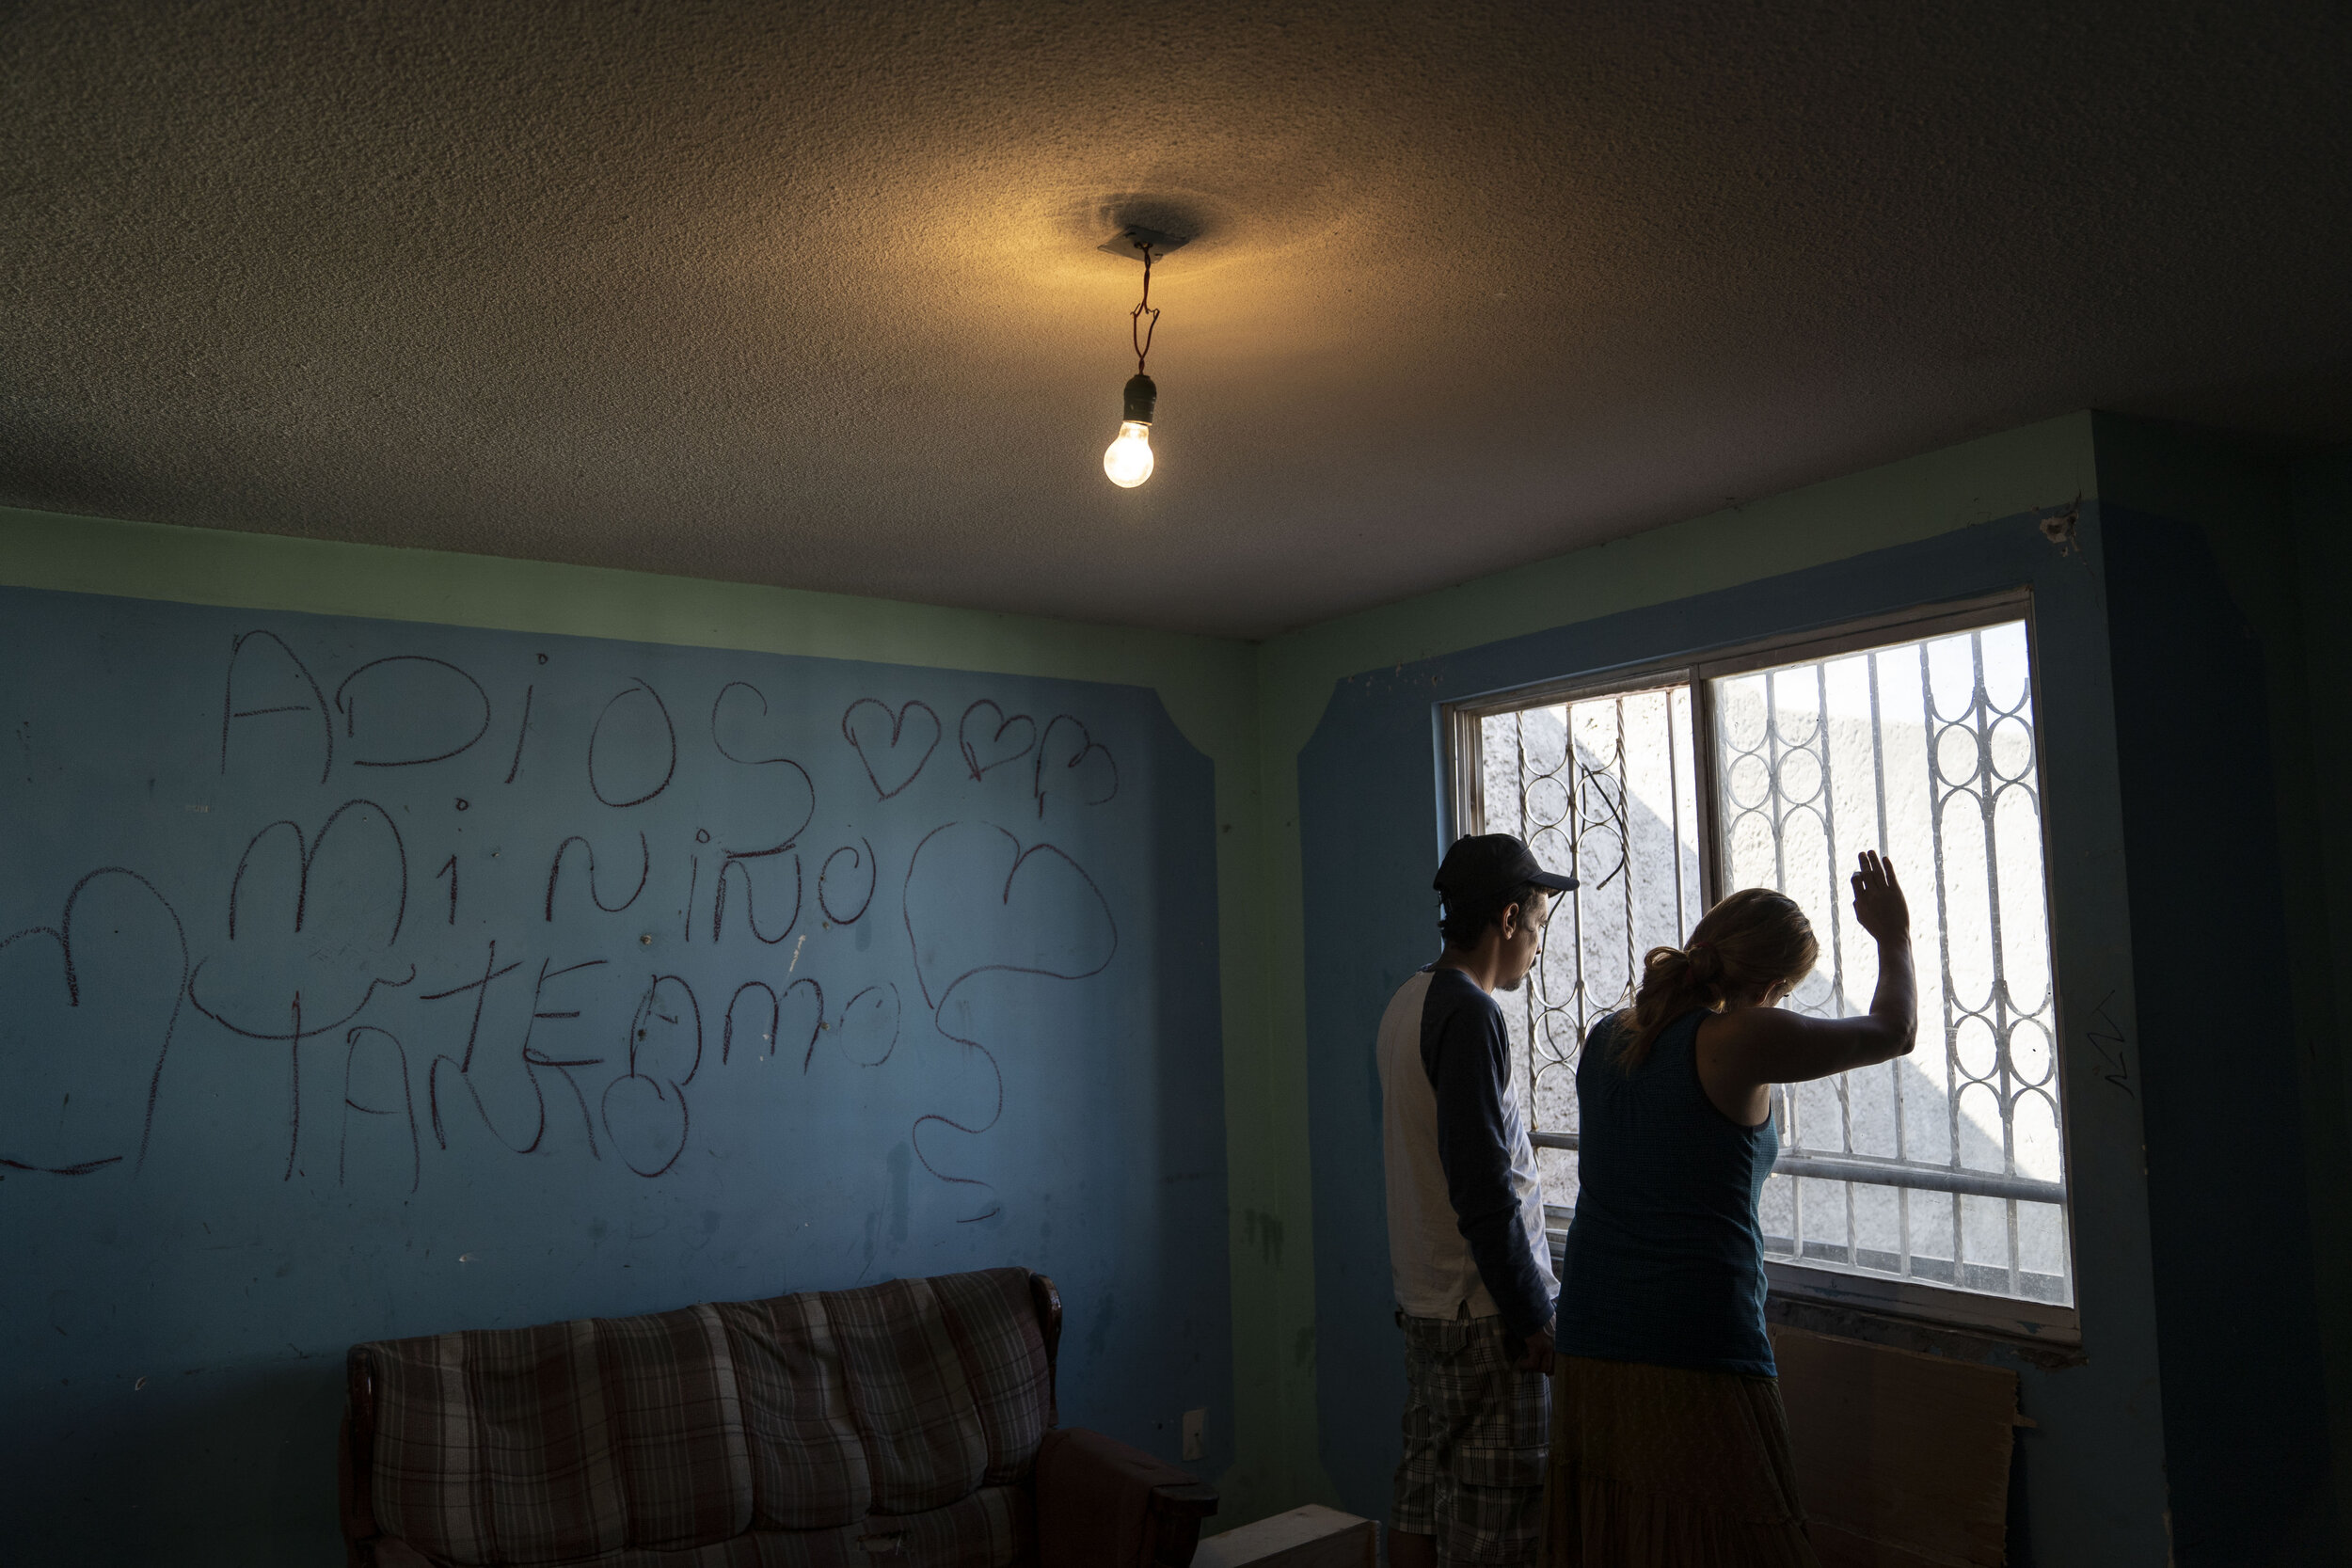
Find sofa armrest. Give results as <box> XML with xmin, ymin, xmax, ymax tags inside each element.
<box><xmin>1035</xmin><ymin>1426</ymin><xmax>1217</xmax><ymax>1568</ymax></box>
<box><xmin>1030</xmin><ymin>1273</ymin><xmax>1064</xmax><ymax>1428</ymax></box>
<box><xmin>341</xmin><ymin>1348</ymin><xmax>380</xmax><ymax>1565</ymax></box>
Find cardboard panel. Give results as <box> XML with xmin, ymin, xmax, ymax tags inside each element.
<box><xmin>1771</xmin><ymin>1325</ymin><xmax>2017</xmax><ymax>1568</ymax></box>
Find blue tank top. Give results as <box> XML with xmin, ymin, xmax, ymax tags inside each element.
<box><xmin>1555</xmin><ymin>1008</ymin><xmax>1779</xmax><ymax>1376</ymax></box>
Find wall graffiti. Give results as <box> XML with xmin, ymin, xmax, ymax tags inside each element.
<box><xmin>2</xmin><ymin>599</ymin><xmax>1135</xmax><ymax>1223</ymax></box>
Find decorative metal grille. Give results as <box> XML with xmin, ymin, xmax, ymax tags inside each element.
<box><xmin>1715</xmin><ymin>623</ymin><xmax>2070</xmax><ymax>1305</ymax></box>
<box><xmin>1465</xmin><ymin>618</ymin><xmax>2072</xmax><ymax>1308</ymax></box>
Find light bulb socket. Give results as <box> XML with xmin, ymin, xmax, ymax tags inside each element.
<box><xmin>1122</xmin><ymin>373</ymin><xmax>1157</xmax><ymax>425</ymax></box>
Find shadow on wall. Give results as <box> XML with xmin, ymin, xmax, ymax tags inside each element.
<box><xmin>2099</xmin><ymin>505</ymin><xmax>2332</xmax><ymax>1563</ymax></box>
<box><xmin>11</xmin><ymin>1362</ymin><xmax>349</xmax><ymax>1565</ymax></box>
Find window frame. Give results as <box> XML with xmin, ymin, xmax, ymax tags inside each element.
<box><xmin>1443</xmin><ymin>587</ymin><xmax>2082</xmax><ymax>1343</ymax></box>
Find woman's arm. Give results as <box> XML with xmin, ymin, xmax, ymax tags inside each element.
<box><xmin>1698</xmin><ymin>853</ymin><xmax>1918</xmax><ymax>1118</ymax></box>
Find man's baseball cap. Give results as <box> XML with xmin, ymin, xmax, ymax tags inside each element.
<box><xmin>1433</xmin><ymin>833</ymin><xmax>1578</xmax><ymax>903</ymax></box>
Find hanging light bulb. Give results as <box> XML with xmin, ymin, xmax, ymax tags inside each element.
<box><xmin>1104</xmin><ymin>237</ymin><xmax>1163</xmax><ymax>487</ymax></box>
<box><xmin>1104</xmin><ymin>374</ymin><xmax>1156</xmax><ymax>487</ymax></box>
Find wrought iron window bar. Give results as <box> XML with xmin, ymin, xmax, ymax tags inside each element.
<box><xmin>1527</xmin><ymin>1129</ymin><xmax>2064</xmax><ymax>1205</ymax></box>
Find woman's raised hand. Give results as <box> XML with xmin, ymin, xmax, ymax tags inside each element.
<box><xmin>1851</xmin><ymin>850</ymin><xmax>1910</xmax><ymax>943</ymax></box>
<box><xmin>1695</xmin><ymin>851</ymin><xmax>1921</xmax><ymax>1102</ymax></box>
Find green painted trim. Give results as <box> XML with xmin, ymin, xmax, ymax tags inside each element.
<box><xmin>0</xmin><ymin>507</ymin><xmax>1253</xmax><ymax>760</ymax></box>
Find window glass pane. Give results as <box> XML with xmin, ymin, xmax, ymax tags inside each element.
<box><xmin>1709</xmin><ymin>619</ymin><xmax>2071</xmax><ymax>1306</ymax></box>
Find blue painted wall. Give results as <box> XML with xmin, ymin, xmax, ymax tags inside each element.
<box><xmin>0</xmin><ymin>585</ymin><xmax>1232</xmax><ymax>1563</ymax></box>
<box><xmin>1295</xmin><ymin>511</ymin><xmax>2182</xmax><ymax>1562</ymax></box>
<box><xmin>2100</xmin><ymin>503</ymin><xmax>2334</xmax><ymax>1560</ymax></box>
<box><xmin>2091</xmin><ymin>415</ymin><xmax>2352</xmax><ymax>1560</ymax></box>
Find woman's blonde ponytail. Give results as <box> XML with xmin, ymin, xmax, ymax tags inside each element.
<box><xmin>1613</xmin><ymin>889</ymin><xmax>1820</xmax><ymax>1072</ymax></box>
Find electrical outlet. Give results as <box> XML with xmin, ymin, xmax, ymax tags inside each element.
<box><xmin>1182</xmin><ymin>1407</ymin><xmax>1205</xmax><ymax>1461</ymax></box>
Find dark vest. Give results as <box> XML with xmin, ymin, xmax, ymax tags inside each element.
<box><xmin>1556</xmin><ymin>1009</ymin><xmax>1778</xmax><ymax>1377</ymax></box>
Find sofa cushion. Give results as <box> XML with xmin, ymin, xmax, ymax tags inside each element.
<box><xmin>719</xmin><ymin>1291</ymin><xmax>873</xmax><ymax>1529</ymax></box>
<box><xmin>927</xmin><ymin>1269</ymin><xmax>1052</xmax><ymax>1486</ymax></box>
<box><xmin>826</xmin><ymin>1276</ymin><xmax>989</xmax><ymax>1515</ymax></box>
<box><xmin>717</xmin><ymin>1269</ymin><xmax>1048</xmax><ymax>1529</ymax></box>
<box><xmin>370</xmin><ymin>1314</ymin><xmax>626</xmax><ymax>1565</ymax></box>
<box><xmin>366</xmin><ymin>1305</ymin><xmax>751</xmax><ymax>1564</ymax></box>
<box><xmin>597</xmin><ymin>1305</ymin><xmax>755</xmax><ymax>1548</ymax></box>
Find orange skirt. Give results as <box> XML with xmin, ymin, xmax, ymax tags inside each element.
<box><xmin>1544</xmin><ymin>1355</ymin><xmax>1820</xmax><ymax>1567</ymax></box>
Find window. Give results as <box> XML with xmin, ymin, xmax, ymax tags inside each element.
<box><xmin>1449</xmin><ymin>594</ymin><xmax>2074</xmax><ymax>1335</ymax></box>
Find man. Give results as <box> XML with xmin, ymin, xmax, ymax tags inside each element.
<box><xmin>1379</xmin><ymin>832</ymin><xmax>1575</xmax><ymax>1568</ymax></box>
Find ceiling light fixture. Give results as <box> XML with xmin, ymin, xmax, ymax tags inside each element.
<box><xmin>1100</xmin><ymin>227</ymin><xmax>1183</xmax><ymax>488</ymax></box>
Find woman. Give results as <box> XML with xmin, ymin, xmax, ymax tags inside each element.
<box><xmin>1546</xmin><ymin>851</ymin><xmax>1915</xmax><ymax>1566</ymax></box>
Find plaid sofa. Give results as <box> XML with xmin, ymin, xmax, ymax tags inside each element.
<box><xmin>339</xmin><ymin>1268</ymin><xmax>1216</xmax><ymax>1568</ymax></box>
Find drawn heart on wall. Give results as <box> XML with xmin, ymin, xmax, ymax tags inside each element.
<box><xmin>842</xmin><ymin>699</ymin><xmax>942</xmax><ymax>800</ymax></box>
<box><xmin>1032</xmin><ymin>716</ymin><xmax>1119</xmax><ymax>819</ymax></box>
<box><xmin>0</xmin><ymin>868</ymin><xmax>189</xmax><ymax>1175</ymax></box>
<box><xmin>901</xmin><ymin>822</ymin><xmax>1119</xmax><ymax>1012</ymax></box>
<box><xmin>957</xmin><ymin>701</ymin><xmax>1036</xmax><ymax>781</ymax></box>
<box><xmin>602</xmin><ymin>973</ymin><xmax>702</xmax><ymax>1177</ymax></box>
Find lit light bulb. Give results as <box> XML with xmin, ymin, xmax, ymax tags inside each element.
<box><xmin>1104</xmin><ymin>420</ymin><xmax>1153</xmax><ymax>487</ymax></box>
<box><xmin>1104</xmin><ymin>372</ymin><xmax>1158</xmax><ymax>488</ymax></box>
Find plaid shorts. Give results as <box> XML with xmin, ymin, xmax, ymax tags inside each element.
<box><xmin>1393</xmin><ymin>1309</ymin><xmax>1550</xmax><ymax>1565</ymax></box>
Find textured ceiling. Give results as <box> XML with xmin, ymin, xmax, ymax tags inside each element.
<box><xmin>4</xmin><ymin>3</ymin><xmax>2349</xmax><ymax>638</ymax></box>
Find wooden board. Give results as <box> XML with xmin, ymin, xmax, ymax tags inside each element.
<box><xmin>1192</xmin><ymin>1505</ymin><xmax>1377</xmax><ymax>1568</ymax></box>
<box><xmin>1770</xmin><ymin>1325</ymin><xmax>2020</xmax><ymax>1568</ymax></box>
